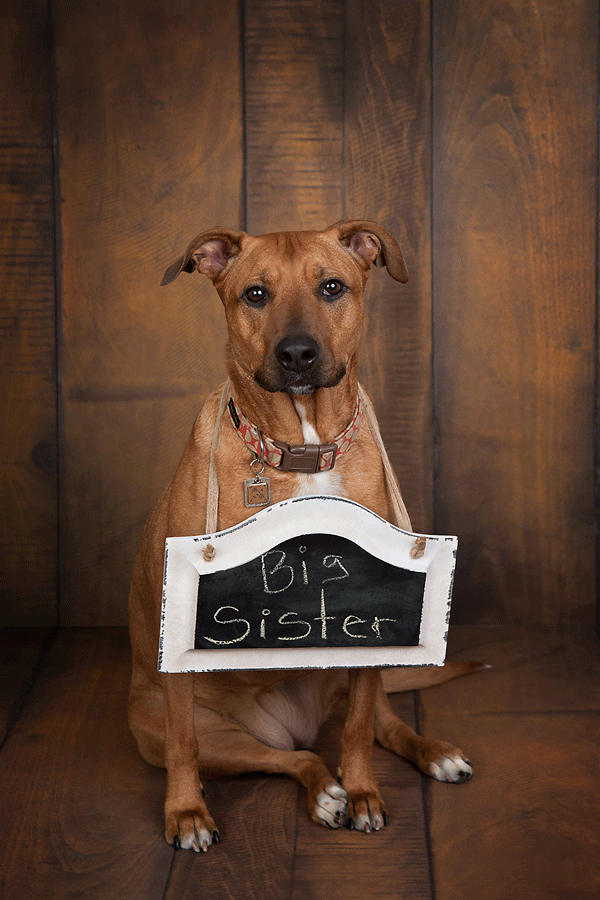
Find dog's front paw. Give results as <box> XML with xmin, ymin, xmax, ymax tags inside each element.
<box><xmin>166</xmin><ymin>807</ymin><xmax>219</xmax><ymax>852</ymax></box>
<box><xmin>419</xmin><ymin>741</ymin><xmax>473</xmax><ymax>784</ymax></box>
<box><xmin>308</xmin><ymin>780</ymin><xmax>348</xmax><ymax>829</ymax></box>
<box><xmin>345</xmin><ymin>789</ymin><xmax>388</xmax><ymax>833</ymax></box>
<box><xmin>428</xmin><ymin>752</ymin><xmax>473</xmax><ymax>784</ymax></box>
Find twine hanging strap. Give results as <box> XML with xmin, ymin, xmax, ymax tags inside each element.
<box><xmin>205</xmin><ymin>378</ymin><xmax>231</xmax><ymax>535</ymax></box>
<box><xmin>357</xmin><ymin>383</ymin><xmax>412</xmax><ymax>532</ymax></box>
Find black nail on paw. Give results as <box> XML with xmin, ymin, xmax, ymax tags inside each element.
<box><xmin>173</xmin><ymin>836</ymin><xmax>180</xmax><ymax>850</ymax></box>
<box><xmin>212</xmin><ymin>830</ymin><xmax>220</xmax><ymax>844</ymax></box>
<box><xmin>383</xmin><ymin>812</ymin><xmax>389</xmax><ymax>826</ymax></box>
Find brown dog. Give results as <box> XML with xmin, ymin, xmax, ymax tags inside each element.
<box><xmin>128</xmin><ymin>220</ymin><xmax>475</xmax><ymax>852</ymax></box>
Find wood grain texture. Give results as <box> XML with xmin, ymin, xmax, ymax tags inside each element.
<box><xmin>244</xmin><ymin>0</ymin><xmax>345</xmax><ymax>233</ymax></box>
<box><xmin>0</xmin><ymin>0</ymin><xmax>57</xmax><ymax>625</ymax></box>
<box><xmin>0</xmin><ymin>629</ymin><xmax>174</xmax><ymax>900</ymax></box>
<box><xmin>54</xmin><ymin>0</ymin><xmax>244</xmax><ymax>624</ymax></box>
<box><xmin>420</xmin><ymin>628</ymin><xmax>600</xmax><ymax>900</ymax></box>
<box><xmin>345</xmin><ymin>0</ymin><xmax>433</xmax><ymax>533</ymax></box>
<box><xmin>433</xmin><ymin>0</ymin><xmax>597</xmax><ymax>625</ymax></box>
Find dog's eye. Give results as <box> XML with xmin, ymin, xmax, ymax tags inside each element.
<box><xmin>321</xmin><ymin>279</ymin><xmax>345</xmax><ymax>299</ymax></box>
<box><xmin>243</xmin><ymin>285</ymin><xmax>268</xmax><ymax>305</ymax></box>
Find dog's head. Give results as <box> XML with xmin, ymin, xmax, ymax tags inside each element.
<box><xmin>161</xmin><ymin>221</ymin><xmax>408</xmax><ymax>395</ymax></box>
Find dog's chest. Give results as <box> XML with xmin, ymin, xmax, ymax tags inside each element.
<box><xmin>291</xmin><ymin>401</ymin><xmax>344</xmax><ymax>499</ymax></box>
<box><xmin>293</xmin><ymin>469</ymin><xmax>343</xmax><ymax>497</ymax></box>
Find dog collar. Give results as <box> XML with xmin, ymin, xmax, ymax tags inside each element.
<box><xmin>227</xmin><ymin>395</ymin><xmax>363</xmax><ymax>475</ymax></box>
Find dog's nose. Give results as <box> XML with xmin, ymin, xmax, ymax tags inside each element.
<box><xmin>275</xmin><ymin>335</ymin><xmax>320</xmax><ymax>373</ymax></box>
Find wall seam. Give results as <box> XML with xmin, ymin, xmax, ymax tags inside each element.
<box><xmin>48</xmin><ymin>0</ymin><xmax>63</xmax><ymax>628</ymax></box>
<box><xmin>595</xmin><ymin>0</ymin><xmax>600</xmax><ymax>635</ymax></box>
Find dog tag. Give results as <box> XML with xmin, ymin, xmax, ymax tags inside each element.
<box><xmin>244</xmin><ymin>476</ymin><xmax>271</xmax><ymax>508</ymax></box>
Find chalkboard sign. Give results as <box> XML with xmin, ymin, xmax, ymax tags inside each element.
<box><xmin>159</xmin><ymin>495</ymin><xmax>457</xmax><ymax>673</ymax></box>
<box><xmin>194</xmin><ymin>533</ymin><xmax>425</xmax><ymax>649</ymax></box>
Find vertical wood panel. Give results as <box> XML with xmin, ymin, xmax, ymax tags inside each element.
<box><xmin>245</xmin><ymin>0</ymin><xmax>345</xmax><ymax>232</ymax></box>
<box><xmin>0</xmin><ymin>0</ymin><xmax>57</xmax><ymax>625</ymax></box>
<box><xmin>433</xmin><ymin>0</ymin><xmax>597</xmax><ymax>625</ymax></box>
<box><xmin>55</xmin><ymin>0</ymin><xmax>244</xmax><ymax>624</ymax></box>
<box><xmin>245</xmin><ymin>0</ymin><xmax>433</xmax><ymax>533</ymax></box>
<box><xmin>345</xmin><ymin>0</ymin><xmax>433</xmax><ymax>533</ymax></box>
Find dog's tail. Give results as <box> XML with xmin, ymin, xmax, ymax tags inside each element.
<box><xmin>381</xmin><ymin>660</ymin><xmax>486</xmax><ymax>693</ymax></box>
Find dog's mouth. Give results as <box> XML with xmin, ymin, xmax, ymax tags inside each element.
<box><xmin>254</xmin><ymin>364</ymin><xmax>346</xmax><ymax>395</ymax></box>
<box><xmin>285</xmin><ymin>383</ymin><xmax>318</xmax><ymax>396</ymax></box>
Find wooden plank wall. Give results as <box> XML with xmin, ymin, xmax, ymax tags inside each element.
<box><xmin>0</xmin><ymin>0</ymin><xmax>57</xmax><ymax>625</ymax></box>
<box><xmin>433</xmin><ymin>0</ymin><xmax>598</xmax><ymax>626</ymax></box>
<box><xmin>54</xmin><ymin>0</ymin><xmax>243</xmax><ymax>624</ymax></box>
<box><xmin>0</xmin><ymin>0</ymin><xmax>597</xmax><ymax>627</ymax></box>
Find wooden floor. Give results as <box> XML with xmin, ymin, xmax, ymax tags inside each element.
<box><xmin>0</xmin><ymin>626</ymin><xmax>598</xmax><ymax>900</ymax></box>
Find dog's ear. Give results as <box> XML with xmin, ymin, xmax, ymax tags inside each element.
<box><xmin>329</xmin><ymin>220</ymin><xmax>409</xmax><ymax>283</ymax></box>
<box><xmin>161</xmin><ymin>229</ymin><xmax>246</xmax><ymax>285</ymax></box>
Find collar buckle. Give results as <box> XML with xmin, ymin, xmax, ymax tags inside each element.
<box><xmin>272</xmin><ymin>441</ymin><xmax>338</xmax><ymax>474</ymax></box>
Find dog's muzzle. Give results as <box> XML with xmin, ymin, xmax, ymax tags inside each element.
<box><xmin>255</xmin><ymin>333</ymin><xmax>344</xmax><ymax>394</ymax></box>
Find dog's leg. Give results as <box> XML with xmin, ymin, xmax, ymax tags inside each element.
<box><xmin>338</xmin><ymin>668</ymin><xmax>387</xmax><ymax>832</ymax></box>
<box><xmin>193</xmin><ymin>710</ymin><xmax>349</xmax><ymax>830</ymax></box>
<box><xmin>374</xmin><ymin>677</ymin><xmax>473</xmax><ymax>783</ymax></box>
<box><xmin>163</xmin><ymin>673</ymin><xmax>218</xmax><ymax>852</ymax></box>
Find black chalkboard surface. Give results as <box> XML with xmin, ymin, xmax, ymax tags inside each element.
<box><xmin>158</xmin><ymin>495</ymin><xmax>457</xmax><ymax>673</ymax></box>
<box><xmin>195</xmin><ymin>532</ymin><xmax>425</xmax><ymax>650</ymax></box>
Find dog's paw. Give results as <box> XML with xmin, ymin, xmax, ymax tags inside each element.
<box><xmin>165</xmin><ymin>809</ymin><xmax>219</xmax><ymax>852</ymax></box>
<box><xmin>419</xmin><ymin>741</ymin><xmax>473</xmax><ymax>784</ymax></box>
<box><xmin>308</xmin><ymin>781</ymin><xmax>348</xmax><ymax>829</ymax></box>
<box><xmin>345</xmin><ymin>790</ymin><xmax>388</xmax><ymax>833</ymax></box>
<box><xmin>428</xmin><ymin>752</ymin><xmax>473</xmax><ymax>784</ymax></box>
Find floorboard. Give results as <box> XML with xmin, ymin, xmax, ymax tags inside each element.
<box><xmin>290</xmin><ymin>694</ymin><xmax>432</xmax><ymax>900</ymax></box>
<box><xmin>419</xmin><ymin>626</ymin><xmax>600</xmax><ymax>900</ymax></box>
<box><xmin>0</xmin><ymin>628</ymin><xmax>173</xmax><ymax>900</ymax></box>
<box><xmin>0</xmin><ymin>626</ymin><xmax>598</xmax><ymax>899</ymax></box>
<box><xmin>0</xmin><ymin>627</ymin><xmax>54</xmax><ymax>743</ymax></box>
<box><xmin>165</xmin><ymin>775</ymin><xmax>299</xmax><ymax>900</ymax></box>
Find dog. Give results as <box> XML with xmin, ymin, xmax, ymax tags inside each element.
<box><xmin>128</xmin><ymin>220</ymin><xmax>477</xmax><ymax>852</ymax></box>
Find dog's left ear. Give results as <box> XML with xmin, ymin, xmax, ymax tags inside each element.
<box><xmin>329</xmin><ymin>220</ymin><xmax>409</xmax><ymax>283</ymax></box>
<box><xmin>161</xmin><ymin>228</ymin><xmax>246</xmax><ymax>285</ymax></box>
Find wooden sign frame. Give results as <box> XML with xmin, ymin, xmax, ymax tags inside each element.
<box><xmin>158</xmin><ymin>495</ymin><xmax>457</xmax><ymax>673</ymax></box>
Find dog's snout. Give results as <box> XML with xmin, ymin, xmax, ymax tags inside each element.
<box><xmin>275</xmin><ymin>335</ymin><xmax>320</xmax><ymax>373</ymax></box>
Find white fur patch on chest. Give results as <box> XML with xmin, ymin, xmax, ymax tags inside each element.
<box><xmin>293</xmin><ymin>469</ymin><xmax>343</xmax><ymax>497</ymax></box>
<box><xmin>292</xmin><ymin>401</ymin><xmax>344</xmax><ymax>498</ymax></box>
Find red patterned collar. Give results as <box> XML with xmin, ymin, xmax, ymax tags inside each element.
<box><xmin>227</xmin><ymin>395</ymin><xmax>363</xmax><ymax>475</ymax></box>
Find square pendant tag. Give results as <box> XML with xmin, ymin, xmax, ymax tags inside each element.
<box><xmin>244</xmin><ymin>476</ymin><xmax>271</xmax><ymax>508</ymax></box>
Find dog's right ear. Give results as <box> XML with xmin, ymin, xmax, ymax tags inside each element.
<box><xmin>161</xmin><ymin>229</ymin><xmax>245</xmax><ymax>285</ymax></box>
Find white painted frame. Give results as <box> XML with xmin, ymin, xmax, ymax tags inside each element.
<box><xmin>158</xmin><ymin>495</ymin><xmax>457</xmax><ymax>673</ymax></box>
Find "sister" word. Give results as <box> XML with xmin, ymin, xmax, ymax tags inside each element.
<box><xmin>201</xmin><ymin>590</ymin><xmax>398</xmax><ymax>645</ymax></box>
